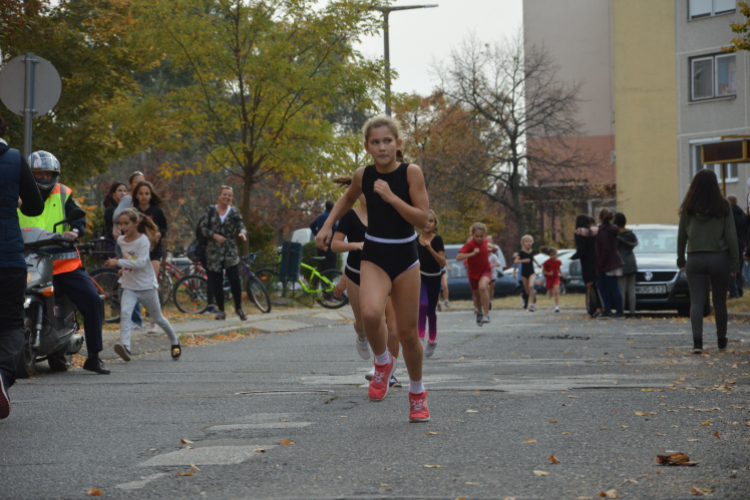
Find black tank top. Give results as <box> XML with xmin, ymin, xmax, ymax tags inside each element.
<box><xmin>335</xmin><ymin>209</ymin><xmax>367</xmax><ymax>271</ymax></box>
<box><xmin>361</xmin><ymin>163</ymin><xmax>415</xmax><ymax>240</ymax></box>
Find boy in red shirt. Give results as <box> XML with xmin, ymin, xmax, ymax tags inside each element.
<box><xmin>542</xmin><ymin>248</ymin><xmax>566</xmax><ymax>313</ymax></box>
<box><xmin>457</xmin><ymin>222</ymin><xmax>492</xmax><ymax>326</ymax></box>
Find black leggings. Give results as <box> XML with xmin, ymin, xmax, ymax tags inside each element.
<box><xmin>686</xmin><ymin>251</ymin><xmax>730</xmax><ymax>345</ymax></box>
<box><xmin>0</xmin><ymin>269</ymin><xmax>26</xmax><ymax>388</ymax></box>
<box><xmin>208</xmin><ymin>265</ymin><xmax>242</xmax><ymax>312</ymax></box>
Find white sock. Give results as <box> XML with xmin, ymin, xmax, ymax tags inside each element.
<box><xmin>374</xmin><ymin>350</ymin><xmax>390</xmax><ymax>365</ymax></box>
<box><xmin>409</xmin><ymin>379</ymin><xmax>425</xmax><ymax>394</ymax></box>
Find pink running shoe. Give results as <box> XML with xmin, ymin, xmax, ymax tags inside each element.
<box><xmin>409</xmin><ymin>391</ymin><xmax>430</xmax><ymax>422</ymax></box>
<box><xmin>368</xmin><ymin>355</ymin><xmax>396</xmax><ymax>402</ymax></box>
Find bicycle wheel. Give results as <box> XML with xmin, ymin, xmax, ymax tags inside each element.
<box><xmin>246</xmin><ymin>275</ymin><xmax>271</xmax><ymax>313</ymax></box>
<box><xmin>173</xmin><ymin>274</ymin><xmax>209</xmax><ymax>314</ymax></box>
<box><xmin>256</xmin><ymin>269</ymin><xmax>283</xmax><ymax>301</ymax></box>
<box><xmin>313</xmin><ymin>269</ymin><xmax>348</xmax><ymax>309</ymax></box>
<box><xmin>89</xmin><ymin>267</ymin><xmax>121</xmax><ymax>323</ymax></box>
<box><xmin>158</xmin><ymin>271</ymin><xmax>172</xmax><ymax>307</ymax></box>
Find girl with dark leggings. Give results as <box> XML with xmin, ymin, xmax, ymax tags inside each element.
<box><xmin>677</xmin><ymin>169</ymin><xmax>739</xmax><ymax>354</ymax></box>
<box><xmin>418</xmin><ymin>210</ymin><xmax>446</xmax><ymax>358</ymax></box>
<box><xmin>316</xmin><ymin>115</ymin><xmax>431</xmax><ymax>423</ymax></box>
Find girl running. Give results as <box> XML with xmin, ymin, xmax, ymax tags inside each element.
<box><xmin>418</xmin><ymin>210</ymin><xmax>446</xmax><ymax>357</ymax></box>
<box><xmin>316</xmin><ymin>115</ymin><xmax>430</xmax><ymax>422</ymax></box>
<box><xmin>542</xmin><ymin>247</ymin><xmax>565</xmax><ymax>313</ymax></box>
<box><xmin>515</xmin><ymin>235</ymin><xmax>540</xmax><ymax>312</ymax></box>
<box><xmin>330</xmin><ymin>177</ymin><xmax>402</xmax><ymax>387</ymax></box>
<box><xmin>457</xmin><ymin>223</ymin><xmax>493</xmax><ymax>325</ymax></box>
<box><xmin>107</xmin><ymin>209</ymin><xmax>181</xmax><ymax>362</ymax></box>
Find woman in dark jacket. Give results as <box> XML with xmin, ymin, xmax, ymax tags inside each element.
<box><xmin>615</xmin><ymin>212</ymin><xmax>638</xmax><ymax>316</ymax></box>
<box><xmin>677</xmin><ymin>169</ymin><xmax>739</xmax><ymax>354</ymax></box>
<box><xmin>0</xmin><ymin>114</ymin><xmax>44</xmax><ymax>418</ymax></box>
<box><xmin>103</xmin><ymin>181</ymin><xmax>128</xmax><ymax>255</ymax></box>
<box><xmin>595</xmin><ymin>208</ymin><xmax>624</xmax><ymax>318</ymax></box>
<box><xmin>571</xmin><ymin>214</ymin><xmax>599</xmax><ymax>317</ymax></box>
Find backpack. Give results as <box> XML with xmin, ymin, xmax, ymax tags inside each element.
<box><xmin>186</xmin><ymin>206</ymin><xmax>216</xmax><ymax>263</ymax></box>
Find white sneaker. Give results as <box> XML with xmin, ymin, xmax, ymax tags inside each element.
<box><xmin>476</xmin><ymin>313</ymin><xmax>483</xmax><ymax>326</ymax></box>
<box><xmin>482</xmin><ymin>315</ymin><xmax>490</xmax><ymax>324</ymax></box>
<box><xmin>365</xmin><ymin>366</ymin><xmax>375</xmax><ymax>381</ymax></box>
<box><xmin>356</xmin><ymin>336</ymin><xmax>370</xmax><ymax>360</ymax></box>
<box><xmin>147</xmin><ymin>321</ymin><xmax>159</xmax><ymax>334</ymax></box>
<box><xmin>444</xmin><ymin>300</ymin><xmax>450</xmax><ymax>308</ymax></box>
<box><xmin>425</xmin><ymin>341</ymin><xmax>437</xmax><ymax>358</ymax></box>
<box><xmin>529</xmin><ymin>303</ymin><xmax>536</xmax><ymax>312</ymax></box>
<box><xmin>132</xmin><ymin>324</ymin><xmax>146</xmax><ymax>332</ymax></box>
<box><xmin>555</xmin><ymin>306</ymin><xmax>560</xmax><ymax>313</ymax></box>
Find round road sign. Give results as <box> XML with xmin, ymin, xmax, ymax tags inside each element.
<box><xmin>0</xmin><ymin>54</ymin><xmax>62</xmax><ymax>117</ymax></box>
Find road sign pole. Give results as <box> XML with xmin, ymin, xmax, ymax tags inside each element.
<box><xmin>22</xmin><ymin>52</ymin><xmax>37</xmax><ymax>158</ymax></box>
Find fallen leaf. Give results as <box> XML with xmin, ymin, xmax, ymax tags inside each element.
<box><xmin>180</xmin><ymin>439</ymin><xmax>193</xmax><ymax>444</ymax></box>
<box><xmin>600</xmin><ymin>490</ymin><xmax>619</xmax><ymax>498</ymax></box>
<box><xmin>176</xmin><ymin>472</ymin><xmax>193</xmax><ymax>476</ymax></box>
<box><xmin>281</xmin><ymin>440</ymin><xmax>293</xmax><ymax>445</ymax></box>
<box><xmin>688</xmin><ymin>439</ymin><xmax>700</xmax><ymax>442</ymax></box>
<box><xmin>656</xmin><ymin>452</ymin><xmax>699</xmax><ymax>466</ymax></box>
<box><xmin>424</xmin><ymin>464</ymin><xmax>442</xmax><ymax>468</ymax></box>
<box><xmin>655</xmin><ymin>433</ymin><xmax>665</xmax><ymax>436</ymax></box>
<box><xmin>425</xmin><ymin>432</ymin><xmax>442</xmax><ymax>435</ymax></box>
<box><xmin>714</xmin><ymin>431</ymin><xmax>720</xmax><ymax>439</ymax></box>
<box><xmin>253</xmin><ymin>448</ymin><xmax>266</xmax><ymax>453</ymax></box>
<box><xmin>523</xmin><ymin>439</ymin><xmax>537</xmax><ymax>443</ymax></box>
<box><xmin>642</xmin><ymin>389</ymin><xmax>654</xmax><ymax>392</ymax></box>
<box><xmin>568</xmin><ymin>396</ymin><xmax>579</xmax><ymax>399</ymax></box>
<box><xmin>692</xmin><ymin>486</ymin><xmax>704</xmax><ymax>496</ymax></box>
<box><xmin>549</xmin><ymin>455</ymin><xmax>561</xmax><ymax>464</ymax></box>
<box><xmin>466</xmin><ymin>409</ymin><xmax>478</xmax><ymax>413</ymax></box>
<box><xmin>87</xmin><ymin>488</ymin><xmax>102</xmax><ymax>497</ymax></box>
<box><xmin>619</xmin><ymin>354</ymin><xmax>625</xmax><ymax>359</ymax></box>
<box><xmin>549</xmin><ymin>420</ymin><xmax>558</xmax><ymax>423</ymax></box>
<box><xmin>627</xmin><ymin>341</ymin><xmax>635</xmax><ymax>343</ymax></box>
<box><xmin>458</xmin><ymin>355</ymin><xmax>466</xmax><ymax>360</ymax></box>
<box><xmin>635</xmin><ymin>411</ymin><xmax>646</xmax><ymax>416</ymax></box>
<box><xmin>185</xmin><ymin>446</ymin><xmax>194</xmax><ymax>450</ymax></box>
<box><xmin>148</xmin><ymin>448</ymin><xmax>159</xmax><ymax>451</ymax></box>
<box><xmin>190</xmin><ymin>464</ymin><xmax>201</xmax><ymax>472</ymax></box>
<box><xmin>465</xmin><ymin>482</ymin><xmax>479</xmax><ymax>485</ymax></box>
<box><xmin>623</xmin><ymin>479</ymin><xmax>639</xmax><ymax>484</ymax></box>
<box><xmin>474</xmin><ymin>390</ymin><xmax>481</xmax><ymax>394</ymax></box>
<box><xmin>577</xmin><ymin>497</ymin><xmax>594</xmax><ymax>500</ymax></box>
<box><xmin>533</xmin><ymin>470</ymin><xmax>549</xmax><ymax>476</ymax></box>
<box><xmin>340</xmin><ymin>416</ymin><xmax>347</xmax><ymax>418</ymax></box>
<box><xmin>562</xmin><ymin>432</ymin><xmax>570</xmax><ymax>435</ymax></box>
<box><xmin>701</xmin><ymin>421</ymin><xmax>710</xmax><ymax>426</ymax></box>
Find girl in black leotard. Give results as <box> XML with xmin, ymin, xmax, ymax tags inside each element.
<box><xmin>514</xmin><ymin>234</ymin><xmax>541</xmax><ymax>312</ymax></box>
<box><xmin>316</xmin><ymin>115</ymin><xmax>431</xmax><ymax>423</ymax></box>
<box><xmin>330</xmin><ymin>177</ymin><xmax>401</xmax><ymax>386</ymax></box>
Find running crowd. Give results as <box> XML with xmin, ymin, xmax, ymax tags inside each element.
<box><xmin>0</xmin><ymin>111</ymin><xmax>744</xmax><ymax>422</ymax></box>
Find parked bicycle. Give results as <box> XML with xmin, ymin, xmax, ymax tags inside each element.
<box><xmin>173</xmin><ymin>251</ymin><xmax>271</xmax><ymax>314</ymax></box>
<box><xmin>255</xmin><ymin>256</ymin><xmax>347</xmax><ymax>309</ymax></box>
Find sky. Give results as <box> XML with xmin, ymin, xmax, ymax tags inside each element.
<box><xmin>356</xmin><ymin>0</ymin><xmax>523</xmax><ymax>100</ymax></box>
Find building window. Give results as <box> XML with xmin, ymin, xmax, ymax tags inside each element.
<box><xmin>689</xmin><ymin>0</ymin><xmax>736</xmax><ymax>19</ymax></box>
<box><xmin>691</xmin><ymin>54</ymin><xmax>736</xmax><ymax>101</ymax></box>
<box><xmin>692</xmin><ymin>144</ymin><xmax>738</xmax><ymax>182</ymax></box>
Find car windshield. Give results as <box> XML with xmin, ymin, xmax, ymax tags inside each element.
<box><xmin>632</xmin><ymin>229</ymin><xmax>678</xmax><ymax>254</ymax></box>
<box><xmin>447</xmin><ymin>261</ymin><xmax>467</xmax><ymax>278</ymax></box>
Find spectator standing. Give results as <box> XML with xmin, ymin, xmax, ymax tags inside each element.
<box><xmin>199</xmin><ymin>186</ymin><xmax>248</xmax><ymax>321</ymax></box>
<box><xmin>103</xmin><ymin>182</ymin><xmax>127</xmax><ymax>255</ymax></box>
<box><xmin>595</xmin><ymin>208</ymin><xmax>625</xmax><ymax>319</ymax></box>
<box><xmin>727</xmin><ymin>195</ymin><xmax>747</xmax><ymax>297</ymax></box>
<box><xmin>614</xmin><ymin>212</ymin><xmax>638</xmax><ymax>316</ymax></box>
<box><xmin>0</xmin><ymin>114</ymin><xmax>44</xmax><ymax>419</ymax></box>
<box><xmin>677</xmin><ymin>169</ymin><xmax>739</xmax><ymax>354</ymax></box>
<box><xmin>310</xmin><ymin>201</ymin><xmax>338</xmax><ymax>271</ymax></box>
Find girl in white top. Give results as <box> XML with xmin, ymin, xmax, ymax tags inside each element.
<box><xmin>107</xmin><ymin>208</ymin><xmax>181</xmax><ymax>362</ymax></box>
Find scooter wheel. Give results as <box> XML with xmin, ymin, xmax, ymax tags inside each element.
<box><xmin>48</xmin><ymin>349</ymin><xmax>72</xmax><ymax>372</ymax></box>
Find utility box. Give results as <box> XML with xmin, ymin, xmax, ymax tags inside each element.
<box><xmin>278</xmin><ymin>241</ymin><xmax>302</xmax><ymax>288</ymax></box>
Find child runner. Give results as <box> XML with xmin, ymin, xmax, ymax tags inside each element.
<box><xmin>316</xmin><ymin>115</ymin><xmax>430</xmax><ymax>422</ymax></box>
<box><xmin>487</xmin><ymin>236</ymin><xmax>502</xmax><ymax>311</ymax></box>
<box><xmin>108</xmin><ymin>209</ymin><xmax>181</xmax><ymax>362</ymax></box>
<box><xmin>515</xmin><ymin>235</ymin><xmax>540</xmax><ymax>312</ymax></box>
<box><xmin>330</xmin><ymin>177</ymin><xmax>402</xmax><ymax>387</ymax></box>
<box><xmin>418</xmin><ymin>210</ymin><xmax>446</xmax><ymax>357</ymax></box>
<box><xmin>441</xmin><ymin>267</ymin><xmax>450</xmax><ymax>308</ymax></box>
<box><xmin>457</xmin><ymin>223</ymin><xmax>493</xmax><ymax>326</ymax></box>
<box><xmin>542</xmin><ymin>248</ymin><xmax>565</xmax><ymax>313</ymax></box>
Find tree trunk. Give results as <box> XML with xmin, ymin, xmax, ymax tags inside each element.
<box><xmin>240</xmin><ymin>166</ymin><xmax>254</xmax><ymax>254</ymax></box>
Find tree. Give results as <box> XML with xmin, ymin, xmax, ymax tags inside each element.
<box><xmin>128</xmin><ymin>0</ymin><xmax>385</xmax><ymax>226</ymax></box>
<box><xmin>435</xmin><ymin>33</ymin><xmax>596</xmax><ymax>240</ymax></box>
<box><xmin>724</xmin><ymin>1</ymin><xmax>750</xmax><ymax>52</ymax></box>
<box><xmin>0</xmin><ymin>0</ymin><xmax>147</xmax><ymax>184</ymax></box>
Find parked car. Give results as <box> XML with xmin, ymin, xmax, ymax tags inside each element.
<box><xmin>444</xmin><ymin>244</ymin><xmax>521</xmax><ymax>300</ymax></box>
<box><xmin>567</xmin><ymin>224</ymin><xmax>694</xmax><ymax>315</ymax></box>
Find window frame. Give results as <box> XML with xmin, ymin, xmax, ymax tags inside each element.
<box><xmin>691</xmin><ymin>141</ymin><xmax>739</xmax><ymax>183</ymax></box>
<box><xmin>688</xmin><ymin>0</ymin><xmax>736</xmax><ymax>19</ymax></box>
<box><xmin>690</xmin><ymin>53</ymin><xmax>737</xmax><ymax>102</ymax></box>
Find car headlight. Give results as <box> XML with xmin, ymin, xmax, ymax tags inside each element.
<box><xmin>27</xmin><ymin>270</ymin><xmax>41</xmax><ymax>283</ymax></box>
<box><xmin>679</xmin><ymin>269</ymin><xmax>687</xmax><ymax>280</ymax></box>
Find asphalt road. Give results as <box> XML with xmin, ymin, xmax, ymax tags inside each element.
<box><xmin>1</xmin><ymin>307</ymin><xmax>749</xmax><ymax>500</ymax></box>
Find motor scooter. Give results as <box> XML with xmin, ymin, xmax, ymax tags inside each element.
<box><xmin>17</xmin><ymin>208</ymin><xmax>87</xmax><ymax>378</ymax></box>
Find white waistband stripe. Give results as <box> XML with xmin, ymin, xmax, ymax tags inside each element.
<box><xmin>345</xmin><ymin>264</ymin><xmax>361</xmax><ymax>274</ymax></box>
<box><xmin>420</xmin><ymin>270</ymin><xmax>444</xmax><ymax>277</ymax></box>
<box><xmin>365</xmin><ymin>232</ymin><xmax>418</xmax><ymax>244</ymax></box>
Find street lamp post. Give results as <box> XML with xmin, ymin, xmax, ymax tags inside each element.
<box><xmin>370</xmin><ymin>4</ymin><xmax>438</xmax><ymax>116</ymax></box>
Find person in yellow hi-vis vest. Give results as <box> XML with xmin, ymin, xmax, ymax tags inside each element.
<box><xmin>17</xmin><ymin>151</ymin><xmax>110</xmax><ymax>375</ymax></box>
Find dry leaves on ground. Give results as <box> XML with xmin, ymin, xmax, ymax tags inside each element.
<box><xmin>523</xmin><ymin>439</ymin><xmax>537</xmax><ymax>444</ymax></box>
<box><xmin>425</xmin><ymin>432</ymin><xmax>442</xmax><ymax>435</ymax></box>
<box><xmin>714</xmin><ymin>431</ymin><xmax>721</xmax><ymax>439</ymax></box>
<box><xmin>599</xmin><ymin>490</ymin><xmax>619</xmax><ymax>498</ymax></box>
<box><xmin>86</xmin><ymin>488</ymin><xmax>102</xmax><ymax>496</ymax></box>
<box><xmin>180</xmin><ymin>439</ymin><xmax>193</xmax><ymax>444</ymax></box>
<box><xmin>424</xmin><ymin>464</ymin><xmax>442</xmax><ymax>468</ymax></box>
<box><xmin>213</xmin><ymin>332</ymin><xmax>245</xmax><ymax>342</ymax></box>
<box><xmin>549</xmin><ymin>455</ymin><xmax>561</xmax><ymax>464</ymax></box>
<box><xmin>533</xmin><ymin>470</ymin><xmax>549</xmax><ymax>476</ymax></box>
<box><xmin>466</xmin><ymin>409</ymin><xmax>478</xmax><ymax>413</ymax></box>
<box><xmin>281</xmin><ymin>440</ymin><xmax>293</xmax><ymax>445</ymax></box>
<box><xmin>190</xmin><ymin>464</ymin><xmax>201</xmax><ymax>472</ymax></box>
<box><xmin>549</xmin><ymin>420</ymin><xmax>558</xmax><ymax>423</ymax></box>
<box><xmin>656</xmin><ymin>453</ymin><xmax>699</xmax><ymax>466</ymax></box>
<box><xmin>176</xmin><ymin>472</ymin><xmax>193</xmax><ymax>476</ymax></box>
<box><xmin>253</xmin><ymin>448</ymin><xmax>266</xmax><ymax>453</ymax></box>
<box><xmin>701</xmin><ymin>421</ymin><xmax>711</xmax><ymax>426</ymax></box>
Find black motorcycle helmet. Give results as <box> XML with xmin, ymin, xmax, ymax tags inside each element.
<box><xmin>27</xmin><ymin>151</ymin><xmax>60</xmax><ymax>198</ymax></box>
